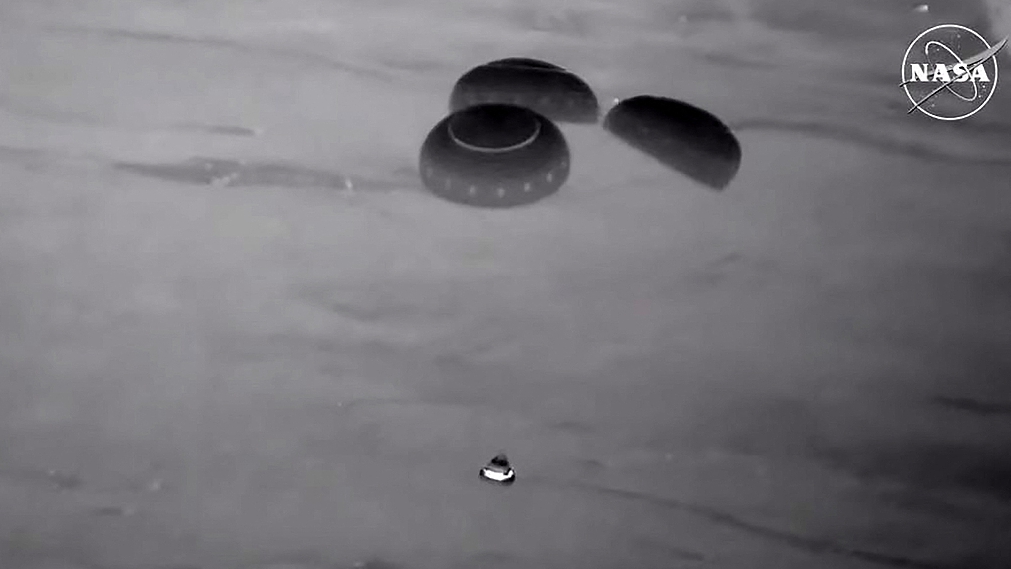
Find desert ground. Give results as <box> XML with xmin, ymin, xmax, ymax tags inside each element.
<box><xmin>1</xmin><ymin>0</ymin><xmax>1010</xmax><ymax>568</ymax></box>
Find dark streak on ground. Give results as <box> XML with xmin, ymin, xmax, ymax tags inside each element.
<box><xmin>0</xmin><ymin>144</ymin><xmax>51</xmax><ymax>164</ymax></box>
<box><xmin>3</xmin><ymin>92</ymin><xmax>264</xmax><ymax>136</ymax></box>
<box><xmin>695</xmin><ymin>50</ymin><xmax>782</xmax><ymax>70</ymax></box>
<box><xmin>0</xmin><ymin>467</ymin><xmax>83</xmax><ymax>491</ymax></box>
<box><xmin>731</xmin><ymin>119</ymin><xmax>1011</xmax><ymax>167</ymax></box>
<box><xmin>1</xmin><ymin>527</ymin><xmax>105</xmax><ymax>569</ymax></box>
<box><xmin>691</xmin><ymin>394</ymin><xmax>1011</xmax><ymax>503</ymax></box>
<box><xmin>46</xmin><ymin>26</ymin><xmax>394</xmax><ymax>82</ymax></box>
<box><xmin>931</xmin><ymin>396</ymin><xmax>1011</xmax><ymax>417</ymax></box>
<box><xmin>870</xmin><ymin>486</ymin><xmax>1008</xmax><ymax>523</ymax></box>
<box><xmin>236</xmin><ymin>549</ymin><xmax>341</xmax><ymax>569</ymax></box>
<box><xmin>632</xmin><ymin>536</ymin><xmax>707</xmax><ymax>563</ymax></box>
<box><xmin>0</xmin><ymin>92</ymin><xmax>99</xmax><ymax>126</ymax></box>
<box><xmin>113</xmin><ymin>157</ymin><xmax>405</xmax><ymax>192</ymax></box>
<box><xmin>561</xmin><ymin>480</ymin><xmax>962</xmax><ymax>569</ymax></box>
<box><xmin>172</xmin><ymin>123</ymin><xmax>261</xmax><ymax>137</ymax></box>
<box><xmin>817</xmin><ymin>442</ymin><xmax>1011</xmax><ymax>502</ymax></box>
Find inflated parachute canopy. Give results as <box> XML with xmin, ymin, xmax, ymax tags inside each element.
<box><xmin>419</xmin><ymin>103</ymin><xmax>570</xmax><ymax>208</ymax></box>
<box><xmin>603</xmin><ymin>95</ymin><xmax>742</xmax><ymax>190</ymax></box>
<box><xmin>449</xmin><ymin>58</ymin><xmax>600</xmax><ymax>124</ymax></box>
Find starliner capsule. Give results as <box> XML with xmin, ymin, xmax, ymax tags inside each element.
<box><xmin>479</xmin><ymin>453</ymin><xmax>516</xmax><ymax>485</ymax></box>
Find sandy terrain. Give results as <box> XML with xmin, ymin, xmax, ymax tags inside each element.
<box><xmin>1</xmin><ymin>1</ymin><xmax>1010</xmax><ymax>568</ymax></box>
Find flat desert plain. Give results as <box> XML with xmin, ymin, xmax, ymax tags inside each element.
<box><xmin>1</xmin><ymin>1</ymin><xmax>1010</xmax><ymax>568</ymax></box>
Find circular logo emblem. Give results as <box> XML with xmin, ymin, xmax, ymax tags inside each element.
<box><xmin>900</xmin><ymin>24</ymin><xmax>1006</xmax><ymax>121</ymax></box>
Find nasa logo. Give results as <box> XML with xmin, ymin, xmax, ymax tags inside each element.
<box><xmin>900</xmin><ymin>24</ymin><xmax>1007</xmax><ymax>121</ymax></box>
